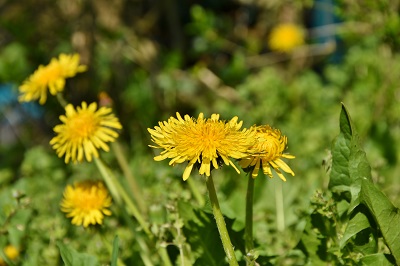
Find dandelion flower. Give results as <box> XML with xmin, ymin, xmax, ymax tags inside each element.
<box><xmin>239</xmin><ymin>125</ymin><xmax>295</xmax><ymax>181</ymax></box>
<box><xmin>50</xmin><ymin>102</ymin><xmax>122</xmax><ymax>163</ymax></box>
<box><xmin>148</xmin><ymin>113</ymin><xmax>256</xmax><ymax>181</ymax></box>
<box><xmin>3</xmin><ymin>245</ymin><xmax>19</xmax><ymax>260</ymax></box>
<box><xmin>19</xmin><ymin>53</ymin><xmax>87</xmax><ymax>104</ymax></box>
<box><xmin>268</xmin><ymin>23</ymin><xmax>304</xmax><ymax>52</ymax></box>
<box><xmin>61</xmin><ymin>180</ymin><xmax>112</xmax><ymax>227</ymax></box>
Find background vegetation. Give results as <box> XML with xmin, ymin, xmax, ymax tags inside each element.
<box><xmin>1</xmin><ymin>0</ymin><xmax>400</xmax><ymax>265</ymax></box>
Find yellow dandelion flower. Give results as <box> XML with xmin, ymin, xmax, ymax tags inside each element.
<box><xmin>19</xmin><ymin>53</ymin><xmax>87</xmax><ymax>104</ymax></box>
<box><xmin>268</xmin><ymin>23</ymin><xmax>305</xmax><ymax>52</ymax></box>
<box><xmin>0</xmin><ymin>245</ymin><xmax>19</xmax><ymax>266</ymax></box>
<box><xmin>239</xmin><ymin>125</ymin><xmax>295</xmax><ymax>181</ymax></box>
<box><xmin>61</xmin><ymin>180</ymin><xmax>112</xmax><ymax>228</ymax></box>
<box><xmin>50</xmin><ymin>102</ymin><xmax>122</xmax><ymax>164</ymax></box>
<box><xmin>148</xmin><ymin>112</ymin><xmax>256</xmax><ymax>181</ymax></box>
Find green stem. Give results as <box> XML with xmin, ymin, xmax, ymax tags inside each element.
<box><xmin>245</xmin><ymin>174</ymin><xmax>255</xmax><ymax>263</ymax></box>
<box><xmin>205</xmin><ymin>174</ymin><xmax>239</xmax><ymax>266</ymax></box>
<box><xmin>136</xmin><ymin>237</ymin><xmax>155</xmax><ymax>266</ymax></box>
<box><xmin>94</xmin><ymin>158</ymin><xmax>173</xmax><ymax>266</ymax></box>
<box><xmin>56</xmin><ymin>93</ymin><xmax>68</xmax><ymax>108</ymax></box>
<box><xmin>187</xmin><ymin>177</ymin><xmax>205</xmax><ymax>207</ymax></box>
<box><xmin>94</xmin><ymin>157</ymin><xmax>151</xmax><ymax>237</ymax></box>
<box><xmin>275</xmin><ymin>179</ymin><xmax>284</xmax><ymax>232</ymax></box>
<box><xmin>111</xmin><ymin>142</ymin><xmax>147</xmax><ymax>215</ymax></box>
<box><xmin>158</xmin><ymin>247</ymin><xmax>173</xmax><ymax>266</ymax></box>
<box><xmin>94</xmin><ymin>157</ymin><xmax>122</xmax><ymax>204</ymax></box>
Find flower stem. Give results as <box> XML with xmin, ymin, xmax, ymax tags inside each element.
<box><xmin>56</xmin><ymin>92</ymin><xmax>68</xmax><ymax>108</ymax></box>
<box><xmin>275</xmin><ymin>179</ymin><xmax>285</xmax><ymax>232</ymax></box>
<box><xmin>94</xmin><ymin>157</ymin><xmax>151</xmax><ymax>237</ymax></box>
<box><xmin>95</xmin><ymin>157</ymin><xmax>173</xmax><ymax>266</ymax></box>
<box><xmin>205</xmin><ymin>174</ymin><xmax>239</xmax><ymax>266</ymax></box>
<box><xmin>111</xmin><ymin>142</ymin><xmax>147</xmax><ymax>215</ymax></box>
<box><xmin>245</xmin><ymin>174</ymin><xmax>255</xmax><ymax>264</ymax></box>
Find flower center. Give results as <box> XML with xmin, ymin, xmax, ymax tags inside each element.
<box><xmin>256</xmin><ymin>133</ymin><xmax>282</xmax><ymax>161</ymax></box>
<box><xmin>73</xmin><ymin>188</ymin><xmax>105</xmax><ymax>211</ymax></box>
<box><xmin>68</xmin><ymin>112</ymin><xmax>98</xmax><ymax>140</ymax></box>
<box><xmin>37</xmin><ymin>64</ymin><xmax>62</xmax><ymax>85</ymax></box>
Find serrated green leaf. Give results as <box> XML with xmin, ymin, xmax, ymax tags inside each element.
<box><xmin>111</xmin><ymin>235</ymin><xmax>119</xmax><ymax>266</ymax></box>
<box><xmin>340</xmin><ymin>211</ymin><xmax>370</xmax><ymax>248</ymax></box>
<box><xmin>329</xmin><ymin>104</ymin><xmax>371</xmax><ymax>201</ymax></box>
<box><xmin>57</xmin><ymin>242</ymin><xmax>99</xmax><ymax>266</ymax></box>
<box><xmin>360</xmin><ymin>178</ymin><xmax>400</xmax><ymax>265</ymax></box>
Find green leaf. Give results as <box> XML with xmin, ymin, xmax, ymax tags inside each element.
<box><xmin>295</xmin><ymin>212</ymin><xmax>328</xmax><ymax>264</ymax></box>
<box><xmin>57</xmin><ymin>242</ymin><xmax>99</xmax><ymax>266</ymax></box>
<box><xmin>340</xmin><ymin>211</ymin><xmax>371</xmax><ymax>248</ymax></box>
<box><xmin>329</xmin><ymin>104</ymin><xmax>371</xmax><ymax>200</ymax></box>
<box><xmin>359</xmin><ymin>253</ymin><xmax>396</xmax><ymax>266</ymax></box>
<box><xmin>360</xmin><ymin>178</ymin><xmax>400</xmax><ymax>265</ymax></box>
<box><xmin>111</xmin><ymin>235</ymin><xmax>119</xmax><ymax>266</ymax></box>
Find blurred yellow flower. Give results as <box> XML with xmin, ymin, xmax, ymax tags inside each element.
<box><xmin>0</xmin><ymin>245</ymin><xmax>19</xmax><ymax>266</ymax></box>
<box><xmin>50</xmin><ymin>102</ymin><xmax>122</xmax><ymax>163</ymax></box>
<box><xmin>19</xmin><ymin>53</ymin><xmax>87</xmax><ymax>104</ymax></box>
<box><xmin>61</xmin><ymin>180</ymin><xmax>112</xmax><ymax>227</ymax></box>
<box><xmin>239</xmin><ymin>125</ymin><xmax>295</xmax><ymax>181</ymax></box>
<box><xmin>148</xmin><ymin>112</ymin><xmax>256</xmax><ymax>181</ymax></box>
<box><xmin>268</xmin><ymin>23</ymin><xmax>305</xmax><ymax>52</ymax></box>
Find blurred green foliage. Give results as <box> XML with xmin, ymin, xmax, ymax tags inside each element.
<box><xmin>1</xmin><ymin>0</ymin><xmax>400</xmax><ymax>265</ymax></box>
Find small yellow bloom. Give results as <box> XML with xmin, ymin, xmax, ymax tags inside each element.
<box><xmin>50</xmin><ymin>102</ymin><xmax>122</xmax><ymax>163</ymax></box>
<box><xmin>60</xmin><ymin>180</ymin><xmax>112</xmax><ymax>227</ymax></box>
<box><xmin>148</xmin><ymin>112</ymin><xmax>256</xmax><ymax>181</ymax></box>
<box><xmin>19</xmin><ymin>53</ymin><xmax>87</xmax><ymax>104</ymax></box>
<box><xmin>239</xmin><ymin>125</ymin><xmax>295</xmax><ymax>181</ymax></box>
<box><xmin>0</xmin><ymin>245</ymin><xmax>19</xmax><ymax>265</ymax></box>
<box><xmin>268</xmin><ymin>23</ymin><xmax>304</xmax><ymax>52</ymax></box>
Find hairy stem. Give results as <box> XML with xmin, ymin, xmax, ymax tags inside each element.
<box><xmin>206</xmin><ymin>174</ymin><xmax>239</xmax><ymax>266</ymax></box>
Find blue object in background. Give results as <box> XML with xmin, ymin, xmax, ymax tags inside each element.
<box><xmin>0</xmin><ymin>83</ymin><xmax>44</xmax><ymax>146</ymax></box>
<box><xmin>309</xmin><ymin>0</ymin><xmax>344</xmax><ymax>64</ymax></box>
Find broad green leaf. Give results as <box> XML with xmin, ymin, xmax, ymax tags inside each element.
<box><xmin>111</xmin><ymin>235</ymin><xmax>119</xmax><ymax>266</ymax></box>
<box><xmin>57</xmin><ymin>242</ymin><xmax>99</xmax><ymax>266</ymax></box>
<box><xmin>340</xmin><ymin>211</ymin><xmax>371</xmax><ymax>248</ymax></box>
<box><xmin>359</xmin><ymin>253</ymin><xmax>396</xmax><ymax>266</ymax></box>
<box><xmin>329</xmin><ymin>104</ymin><xmax>371</xmax><ymax>201</ymax></box>
<box><xmin>329</xmin><ymin>134</ymin><xmax>351</xmax><ymax>189</ymax></box>
<box><xmin>351</xmin><ymin>227</ymin><xmax>378</xmax><ymax>255</ymax></box>
<box><xmin>360</xmin><ymin>178</ymin><xmax>400</xmax><ymax>265</ymax></box>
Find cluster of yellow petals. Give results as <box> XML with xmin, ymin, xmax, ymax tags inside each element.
<box><xmin>148</xmin><ymin>113</ymin><xmax>256</xmax><ymax>181</ymax></box>
<box><xmin>50</xmin><ymin>102</ymin><xmax>122</xmax><ymax>164</ymax></box>
<box><xmin>60</xmin><ymin>180</ymin><xmax>112</xmax><ymax>228</ymax></box>
<box><xmin>0</xmin><ymin>245</ymin><xmax>19</xmax><ymax>266</ymax></box>
<box><xmin>268</xmin><ymin>23</ymin><xmax>305</xmax><ymax>53</ymax></box>
<box><xmin>19</xmin><ymin>53</ymin><xmax>87</xmax><ymax>104</ymax></box>
<box><xmin>239</xmin><ymin>125</ymin><xmax>295</xmax><ymax>181</ymax></box>
<box><xmin>148</xmin><ymin>113</ymin><xmax>295</xmax><ymax>181</ymax></box>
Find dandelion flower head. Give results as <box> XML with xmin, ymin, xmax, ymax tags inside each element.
<box><xmin>268</xmin><ymin>23</ymin><xmax>304</xmax><ymax>52</ymax></box>
<box><xmin>60</xmin><ymin>180</ymin><xmax>112</xmax><ymax>228</ymax></box>
<box><xmin>19</xmin><ymin>53</ymin><xmax>87</xmax><ymax>104</ymax></box>
<box><xmin>50</xmin><ymin>102</ymin><xmax>122</xmax><ymax>164</ymax></box>
<box><xmin>148</xmin><ymin>112</ymin><xmax>256</xmax><ymax>181</ymax></box>
<box><xmin>0</xmin><ymin>245</ymin><xmax>19</xmax><ymax>266</ymax></box>
<box><xmin>239</xmin><ymin>125</ymin><xmax>295</xmax><ymax>181</ymax></box>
